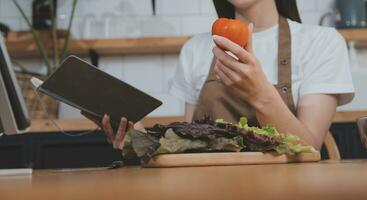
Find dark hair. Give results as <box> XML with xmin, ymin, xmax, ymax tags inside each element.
<box><xmin>213</xmin><ymin>0</ymin><xmax>302</xmax><ymax>23</ymax></box>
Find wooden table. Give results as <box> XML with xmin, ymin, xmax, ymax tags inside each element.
<box><xmin>1</xmin><ymin>160</ymin><xmax>366</xmax><ymax>200</ymax></box>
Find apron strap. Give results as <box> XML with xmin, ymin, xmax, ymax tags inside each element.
<box><xmin>276</xmin><ymin>16</ymin><xmax>296</xmax><ymax>114</ymax></box>
<box><xmin>277</xmin><ymin>16</ymin><xmax>292</xmax><ymax>86</ymax></box>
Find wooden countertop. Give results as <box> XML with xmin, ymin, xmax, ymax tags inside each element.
<box><xmin>29</xmin><ymin>111</ymin><xmax>367</xmax><ymax>133</ymax></box>
<box><xmin>30</xmin><ymin>116</ymin><xmax>185</xmax><ymax>132</ymax></box>
<box><xmin>0</xmin><ymin>160</ymin><xmax>366</xmax><ymax>200</ymax></box>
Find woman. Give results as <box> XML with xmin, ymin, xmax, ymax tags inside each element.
<box><xmin>95</xmin><ymin>0</ymin><xmax>354</xmax><ymax>151</ymax></box>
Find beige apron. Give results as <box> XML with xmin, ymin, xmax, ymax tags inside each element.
<box><xmin>192</xmin><ymin>16</ymin><xmax>296</xmax><ymax>126</ymax></box>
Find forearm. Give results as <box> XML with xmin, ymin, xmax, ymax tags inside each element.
<box><xmin>252</xmin><ymin>87</ymin><xmax>321</xmax><ymax>149</ymax></box>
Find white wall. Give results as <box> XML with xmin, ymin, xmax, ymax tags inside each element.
<box><xmin>0</xmin><ymin>0</ymin><xmax>366</xmax><ymax>118</ymax></box>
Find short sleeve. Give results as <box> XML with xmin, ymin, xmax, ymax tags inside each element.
<box><xmin>299</xmin><ymin>28</ymin><xmax>355</xmax><ymax>106</ymax></box>
<box><xmin>169</xmin><ymin>38</ymin><xmax>197</xmax><ymax>104</ymax></box>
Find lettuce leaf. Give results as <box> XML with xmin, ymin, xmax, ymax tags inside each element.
<box><xmin>215</xmin><ymin>118</ymin><xmax>229</xmax><ymax>124</ymax></box>
<box><xmin>236</xmin><ymin>117</ymin><xmax>280</xmax><ymax>137</ymax></box>
<box><xmin>121</xmin><ymin>131</ymin><xmax>137</xmax><ymax>159</ymax></box>
<box><xmin>124</xmin><ymin>117</ymin><xmax>318</xmax><ymax>161</ymax></box>
<box><xmin>127</xmin><ymin>130</ymin><xmax>160</xmax><ymax>158</ymax></box>
<box><xmin>209</xmin><ymin>136</ymin><xmax>245</xmax><ymax>152</ymax></box>
<box><xmin>274</xmin><ymin>143</ymin><xmax>317</xmax><ymax>154</ymax></box>
<box><xmin>154</xmin><ymin>129</ymin><xmax>246</xmax><ymax>154</ymax></box>
<box><xmin>237</xmin><ymin>117</ymin><xmax>248</xmax><ymax>129</ymax></box>
<box><xmin>154</xmin><ymin>129</ymin><xmax>208</xmax><ymax>155</ymax></box>
<box><xmin>217</xmin><ymin>117</ymin><xmax>318</xmax><ymax>154</ymax></box>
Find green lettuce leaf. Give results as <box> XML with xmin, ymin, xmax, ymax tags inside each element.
<box><xmin>209</xmin><ymin>136</ymin><xmax>245</xmax><ymax>152</ymax></box>
<box><xmin>128</xmin><ymin>130</ymin><xmax>160</xmax><ymax>158</ymax></box>
<box><xmin>274</xmin><ymin>143</ymin><xmax>317</xmax><ymax>154</ymax></box>
<box><xmin>216</xmin><ymin>117</ymin><xmax>318</xmax><ymax>154</ymax></box>
<box><xmin>121</xmin><ymin>131</ymin><xmax>138</xmax><ymax>159</ymax></box>
<box><xmin>237</xmin><ymin>117</ymin><xmax>248</xmax><ymax>129</ymax></box>
<box><xmin>274</xmin><ymin>133</ymin><xmax>316</xmax><ymax>154</ymax></box>
<box><xmin>246</xmin><ymin>126</ymin><xmax>280</xmax><ymax>137</ymax></box>
<box><xmin>283</xmin><ymin>133</ymin><xmax>300</xmax><ymax>143</ymax></box>
<box><xmin>236</xmin><ymin>117</ymin><xmax>280</xmax><ymax>137</ymax></box>
<box><xmin>154</xmin><ymin>129</ymin><xmax>208</xmax><ymax>155</ymax></box>
<box><xmin>154</xmin><ymin>129</ymin><xmax>246</xmax><ymax>154</ymax></box>
<box><xmin>289</xmin><ymin>144</ymin><xmax>317</xmax><ymax>153</ymax></box>
<box><xmin>215</xmin><ymin>118</ymin><xmax>230</xmax><ymax>124</ymax></box>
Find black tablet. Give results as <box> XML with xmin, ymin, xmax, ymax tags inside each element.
<box><xmin>37</xmin><ymin>56</ymin><xmax>162</xmax><ymax>127</ymax></box>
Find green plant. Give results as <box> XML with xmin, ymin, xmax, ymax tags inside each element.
<box><xmin>12</xmin><ymin>0</ymin><xmax>78</xmax><ymax>75</ymax></box>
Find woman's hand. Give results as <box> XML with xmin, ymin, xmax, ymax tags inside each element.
<box><xmin>81</xmin><ymin>112</ymin><xmax>133</xmax><ymax>150</ymax></box>
<box><xmin>101</xmin><ymin>115</ymin><xmax>133</xmax><ymax>150</ymax></box>
<box><xmin>212</xmin><ymin>24</ymin><xmax>277</xmax><ymax>110</ymax></box>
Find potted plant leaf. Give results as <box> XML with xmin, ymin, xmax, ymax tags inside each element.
<box><xmin>12</xmin><ymin>0</ymin><xmax>78</xmax><ymax>119</ymax></box>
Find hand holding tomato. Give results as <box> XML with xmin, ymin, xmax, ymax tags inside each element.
<box><xmin>212</xmin><ymin>18</ymin><xmax>249</xmax><ymax>50</ymax></box>
<box><xmin>212</xmin><ymin>20</ymin><xmax>278</xmax><ymax>110</ymax></box>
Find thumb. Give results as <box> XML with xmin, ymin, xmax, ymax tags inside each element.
<box><xmin>245</xmin><ymin>23</ymin><xmax>254</xmax><ymax>54</ymax></box>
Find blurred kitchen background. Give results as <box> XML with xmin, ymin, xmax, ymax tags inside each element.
<box><xmin>0</xmin><ymin>0</ymin><xmax>366</xmax><ymax>119</ymax></box>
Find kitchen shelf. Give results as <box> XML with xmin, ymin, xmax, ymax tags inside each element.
<box><xmin>6</xmin><ymin>35</ymin><xmax>191</xmax><ymax>58</ymax></box>
<box><xmin>5</xmin><ymin>28</ymin><xmax>367</xmax><ymax>59</ymax></box>
<box><xmin>338</xmin><ymin>28</ymin><xmax>367</xmax><ymax>47</ymax></box>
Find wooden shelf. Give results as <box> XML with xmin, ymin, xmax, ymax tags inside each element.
<box><xmin>338</xmin><ymin>28</ymin><xmax>367</xmax><ymax>47</ymax></box>
<box><xmin>6</xmin><ymin>36</ymin><xmax>190</xmax><ymax>58</ymax></box>
<box><xmin>333</xmin><ymin>110</ymin><xmax>367</xmax><ymax>123</ymax></box>
<box><xmin>5</xmin><ymin>28</ymin><xmax>367</xmax><ymax>59</ymax></box>
<box><xmin>338</xmin><ymin>28</ymin><xmax>367</xmax><ymax>41</ymax></box>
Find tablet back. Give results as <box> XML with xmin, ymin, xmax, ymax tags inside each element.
<box><xmin>39</xmin><ymin>56</ymin><xmax>162</xmax><ymax>126</ymax></box>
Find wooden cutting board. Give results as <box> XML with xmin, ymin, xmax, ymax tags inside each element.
<box><xmin>142</xmin><ymin>152</ymin><xmax>321</xmax><ymax>168</ymax></box>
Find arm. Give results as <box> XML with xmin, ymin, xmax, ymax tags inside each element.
<box><xmin>184</xmin><ymin>92</ymin><xmax>335</xmax><ymax>149</ymax></box>
<box><xmin>212</xmin><ymin>25</ymin><xmax>337</xmax><ymax>149</ymax></box>
<box><xmin>254</xmin><ymin>91</ymin><xmax>337</xmax><ymax>149</ymax></box>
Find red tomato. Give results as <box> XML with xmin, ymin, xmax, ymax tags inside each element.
<box><xmin>211</xmin><ymin>18</ymin><xmax>249</xmax><ymax>50</ymax></box>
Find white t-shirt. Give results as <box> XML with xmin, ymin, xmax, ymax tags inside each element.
<box><xmin>170</xmin><ymin>19</ymin><xmax>355</xmax><ymax>107</ymax></box>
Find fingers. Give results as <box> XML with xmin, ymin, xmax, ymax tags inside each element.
<box><xmin>101</xmin><ymin>115</ymin><xmax>135</xmax><ymax>150</ymax></box>
<box><xmin>212</xmin><ymin>35</ymin><xmax>253</xmax><ymax>63</ymax></box>
<box><xmin>102</xmin><ymin>115</ymin><xmax>115</xmax><ymax>144</ymax></box>
<box><xmin>216</xmin><ymin>60</ymin><xmax>242</xmax><ymax>84</ymax></box>
<box><xmin>213</xmin><ymin>47</ymin><xmax>243</xmax><ymax>72</ymax></box>
<box><xmin>113</xmin><ymin>117</ymin><xmax>128</xmax><ymax>150</ymax></box>
<box><xmin>245</xmin><ymin>23</ymin><xmax>254</xmax><ymax>54</ymax></box>
<box><xmin>214</xmin><ymin>62</ymin><xmax>232</xmax><ymax>86</ymax></box>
